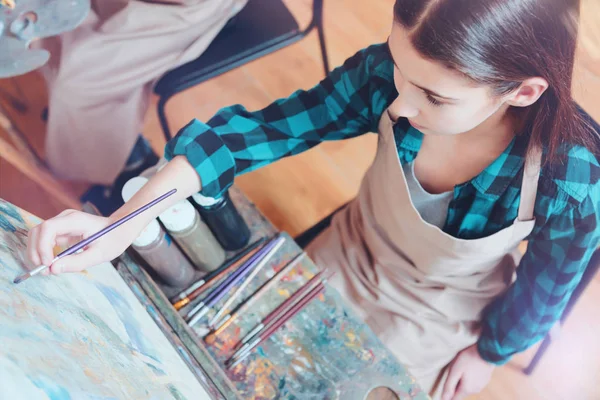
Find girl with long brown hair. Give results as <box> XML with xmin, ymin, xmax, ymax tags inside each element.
<box><xmin>27</xmin><ymin>0</ymin><xmax>599</xmax><ymax>398</ymax></box>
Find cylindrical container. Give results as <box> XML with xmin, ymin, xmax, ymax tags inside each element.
<box><xmin>192</xmin><ymin>191</ymin><xmax>250</xmax><ymax>251</ymax></box>
<box><xmin>159</xmin><ymin>200</ymin><xmax>226</xmax><ymax>272</ymax></box>
<box><xmin>122</xmin><ymin>176</ymin><xmax>196</xmax><ymax>287</ymax></box>
<box><xmin>132</xmin><ymin>220</ymin><xmax>196</xmax><ymax>287</ymax></box>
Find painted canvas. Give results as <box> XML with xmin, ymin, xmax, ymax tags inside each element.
<box><xmin>0</xmin><ymin>199</ymin><xmax>212</xmax><ymax>400</ymax></box>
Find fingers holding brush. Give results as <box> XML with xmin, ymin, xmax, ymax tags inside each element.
<box><xmin>36</xmin><ymin>212</ymin><xmax>104</xmax><ymax>266</ymax></box>
<box><xmin>18</xmin><ymin>189</ymin><xmax>178</xmax><ymax>284</ymax></box>
<box><xmin>26</xmin><ymin>225</ymin><xmax>41</xmax><ymax>268</ymax></box>
<box><xmin>50</xmin><ymin>249</ymin><xmax>101</xmax><ymax>274</ymax></box>
<box><xmin>26</xmin><ymin>211</ymin><xmax>112</xmax><ymax>275</ymax></box>
<box><xmin>54</xmin><ymin>234</ymin><xmax>84</xmax><ymax>249</ymax></box>
<box><xmin>27</xmin><ymin>211</ymin><xmax>76</xmax><ymax>275</ymax></box>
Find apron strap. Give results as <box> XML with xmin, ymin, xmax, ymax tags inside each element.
<box><xmin>517</xmin><ymin>146</ymin><xmax>543</xmax><ymax>221</ymax></box>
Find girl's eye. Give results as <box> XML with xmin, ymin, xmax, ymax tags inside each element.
<box><xmin>426</xmin><ymin>94</ymin><xmax>444</xmax><ymax>107</ymax></box>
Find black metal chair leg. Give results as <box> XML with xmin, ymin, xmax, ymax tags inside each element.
<box><xmin>313</xmin><ymin>0</ymin><xmax>330</xmax><ymax>76</ymax></box>
<box><xmin>157</xmin><ymin>95</ymin><xmax>172</xmax><ymax>142</ymax></box>
<box><xmin>294</xmin><ymin>203</ymin><xmax>347</xmax><ymax>248</ymax></box>
<box><xmin>523</xmin><ymin>334</ymin><xmax>553</xmax><ymax>375</ymax></box>
<box><xmin>295</xmin><ymin>213</ymin><xmax>334</xmax><ymax>249</ymax></box>
<box><xmin>317</xmin><ymin>21</ymin><xmax>330</xmax><ymax>76</ymax></box>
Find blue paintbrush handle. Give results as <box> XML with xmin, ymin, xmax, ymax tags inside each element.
<box><xmin>203</xmin><ymin>236</ymin><xmax>280</xmax><ymax>307</ymax></box>
<box><xmin>199</xmin><ymin>239</ymin><xmax>270</xmax><ymax>304</ymax></box>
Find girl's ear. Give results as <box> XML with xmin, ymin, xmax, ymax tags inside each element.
<box><xmin>505</xmin><ymin>77</ymin><xmax>549</xmax><ymax>107</ymax></box>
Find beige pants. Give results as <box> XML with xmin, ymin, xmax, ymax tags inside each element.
<box><xmin>35</xmin><ymin>0</ymin><xmax>246</xmax><ymax>184</ymax></box>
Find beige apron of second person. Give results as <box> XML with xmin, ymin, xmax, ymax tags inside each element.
<box><xmin>34</xmin><ymin>0</ymin><xmax>247</xmax><ymax>184</ymax></box>
<box><xmin>307</xmin><ymin>97</ymin><xmax>542</xmax><ymax>398</ymax></box>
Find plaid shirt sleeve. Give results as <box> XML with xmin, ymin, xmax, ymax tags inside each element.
<box><xmin>477</xmin><ymin>154</ymin><xmax>600</xmax><ymax>364</ymax></box>
<box><xmin>165</xmin><ymin>44</ymin><xmax>393</xmax><ymax>198</ymax></box>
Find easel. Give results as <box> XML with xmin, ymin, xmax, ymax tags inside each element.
<box><xmin>0</xmin><ymin>101</ymin><xmax>81</xmax><ymax>210</ymax></box>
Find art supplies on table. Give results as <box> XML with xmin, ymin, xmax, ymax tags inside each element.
<box><xmin>209</xmin><ymin>236</ymin><xmax>286</xmax><ymax>327</ymax></box>
<box><xmin>122</xmin><ymin>188</ymin><xmax>424</xmax><ymax>398</ymax></box>
<box><xmin>209</xmin><ymin>253</ymin><xmax>307</xmax><ymax>338</ymax></box>
<box><xmin>159</xmin><ymin>198</ymin><xmax>225</xmax><ymax>272</ymax></box>
<box><xmin>170</xmin><ymin>237</ymin><xmax>268</xmax><ymax>310</ymax></box>
<box><xmin>234</xmin><ymin>270</ymin><xmax>325</xmax><ymax>353</ymax></box>
<box><xmin>227</xmin><ymin>282</ymin><xmax>325</xmax><ymax>368</ymax></box>
<box><xmin>187</xmin><ymin>235</ymin><xmax>284</xmax><ymax>326</ymax></box>
<box><xmin>131</xmin><ymin>219</ymin><xmax>196</xmax><ymax>287</ymax></box>
<box><xmin>137</xmin><ymin>162</ymin><xmax>249</xmax><ymax>251</ymax></box>
<box><xmin>13</xmin><ymin>188</ymin><xmax>177</xmax><ymax>284</ymax></box>
<box><xmin>192</xmin><ymin>191</ymin><xmax>250</xmax><ymax>251</ymax></box>
<box><xmin>122</xmin><ymin>178</ymin><xmax>196</xmax><ymax>287</ymax></box>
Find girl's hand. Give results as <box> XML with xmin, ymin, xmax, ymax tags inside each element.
<box><xmin>441</xmin><ymin>344</ymin><xmax>495</xmax><ymax>400</ymax></box>
<box><xmin>26</xmin><ymin>156</ymin><xmax>202</xmax><ymax>275</ymax></box>
<box><xmin>26</xmin><ymin>210</ymin><xmax>138</xmax><ymax>274</ymax></box>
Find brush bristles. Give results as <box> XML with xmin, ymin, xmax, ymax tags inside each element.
<box><xmin>13</xmin><ymin>273</ymin><xmax>29</xmax><ymax>284</ymax></box>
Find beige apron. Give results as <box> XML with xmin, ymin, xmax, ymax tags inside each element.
<box><xmin>307</xmin><ymin>103</ymin><xmax>541</xmax><ymax>398</ymax></box>
<box><xmin>35</xmin><ymin>0</ymin><xmax>247</xmax><ymax>184</ymax></box>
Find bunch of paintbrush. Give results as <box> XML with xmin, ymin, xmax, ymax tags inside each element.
<box><xmin>186</xmin><ymin>235</ymin><xmax>286</xmax><ymax>326</ymax></box>
<box><xmin>170</xmin><ymin>237</ymin><xmax>267</xmax><ymax>310</ymax></box>
<box><xmin>205</xmin><ymin>252</ymin><xmax>307</xmax><ymax>343</ymax></box>
<box><xmin>225</xmin><ymin>270</ymin><xmax>327</xmax><ymax>368</ymax></box>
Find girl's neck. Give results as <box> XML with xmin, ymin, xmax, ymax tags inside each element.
<box><xmin>455</xmin><ymin>103</ymin><xmax>516</xmax><ymax>150</ymax></box>
<box><xmin>414</xmin><ymin>104</ymin><xmax>517</xmax><ymax>194</ymax></box>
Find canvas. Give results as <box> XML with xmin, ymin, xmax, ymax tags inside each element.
<box><xmin>0</xmin><ymin>199</ymin><xmax>211</xmax><ymax>400</ymax></box>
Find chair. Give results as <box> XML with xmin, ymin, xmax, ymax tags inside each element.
<box><xmin>154</xmin><ymin>0</ymin><xmax>330</xmax><ymax>142</ymax></box>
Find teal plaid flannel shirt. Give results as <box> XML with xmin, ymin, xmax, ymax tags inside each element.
<box><xmin>166</xmin><ymin>43</ymin><xmax>600</xmax><ymax>364</ymax></box>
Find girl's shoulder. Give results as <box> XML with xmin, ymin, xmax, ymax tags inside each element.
<box><xmin>354</xmin><ymin>43</ymin><xmax>395</xmax><ymax>80</ymax></box>
<box><xmin>539</xmin><ymin>130</ymin><xmax>600</xmax><ymax>209</ymax></box>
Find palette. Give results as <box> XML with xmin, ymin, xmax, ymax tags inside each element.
<box><xmin>117</xmin><ymin>187</ymin><xmax>430</xmax><ymax>399</ymax></box>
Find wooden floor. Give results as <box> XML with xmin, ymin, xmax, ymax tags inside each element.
<box><xmin>1</xmin><ymin>0</ymin><xmax>599</xmax><ymax>399</ymax></box>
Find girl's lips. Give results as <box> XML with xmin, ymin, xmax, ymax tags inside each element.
<box><xmin>408</xmin><ymin>119</ymin><xmax>425</xmax><ymax>130</ymax></box>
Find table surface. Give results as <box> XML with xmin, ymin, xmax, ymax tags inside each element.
<box><xmin>116</xmin><ymin>186</ymin><xmax>429</xmax><ymax>400</ymax></box>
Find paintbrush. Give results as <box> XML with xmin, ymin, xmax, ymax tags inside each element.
<box><xmin>231</xmin><ymin>270</ymin><xmax>324</xmax><ymax>354</ymax></box>
<box><xmin>228</xmin><ymin>283</ymin><xmax>324</xmax><ymax>367</ymax></box>
<box><xmin>207</xmin><ymin>236</ymin><xmax>286</xmax><ymax>327</ymax></box>
<box><xmin>171</xmin><ymin>237</ymin><xmax>267</xmax><ymax>310</ymax></box>
<box><xmin>187</xmin><ymin>236</ymin><xmax>283</xmax><ymax>325</ymax></box>
<box><xmin>185</xmin><ymin>236</ymin><xmax>278</xmax><ymax>321</ymax></box>
<box><xmin>186</xmin><ymin>235</ymin><xmax>282</xmax><ymax>325</ymax></box>
<box><xmin>208</xmin><ymin>253</ymin><xmax>306</xmax><ymax>338</ymax></box>
<box><xmin>227</xmin><ymin>283</ymin><xmax>325</xmax><ymax>368</ymax></box>
<box><xmin>13</xmin><ymin>189</ymin><xmax>177</xmax><ymax>284</ymax></box>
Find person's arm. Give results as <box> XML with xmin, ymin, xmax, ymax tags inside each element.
<box><xmin>27</xmin><ymin>44</ymin><xmax>394</xmax><ymax>274</ymax></box>
<box><xmin>442</xmin><ymin>185</ymin><xmax>600</xmax><ymax>400</ymax></box>
<box><xmin>27</xmin><ymin>156</ymin><xmax>200</xmax><ymax>274</ymax></box>
<box><xmin>165</xmin><ymin>43</ymin><xmax>395</xmax><ymax>198</ymax></box>
<box><xmin>477</xmin><ymin>189</ymin><xmax>600</xmax><ymax>364</ymax></box>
